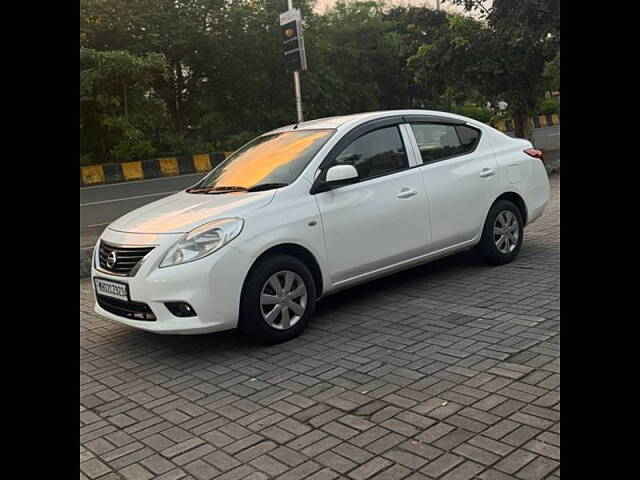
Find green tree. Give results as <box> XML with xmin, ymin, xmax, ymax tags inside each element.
<box><xmin>407</xmin><ymin>15</ymin><xmax>497</xmax><ymax>113</ymax></box>
<box><xmin>383</xmin><ymin>5</ymin><xmax>450</xmax><ymax>108</ymax></box>
<box><xmin>79</xmin><ymin>0</ymin><xmax>559</xmax><ymax>162</ymax></box>
<box><xmin>442</xmin><ymin>0</ymin><xmax>560</xmax><ymax>139</ymax></box>
<box><xmin>80</xmin><ymin>48</ymin><xmax>166</xmax><ymax>161</ymax></box>
<box><xmin>544</xmin><ymin>49</ymin><xmax>560</xmax><ymax>92</ymax></box>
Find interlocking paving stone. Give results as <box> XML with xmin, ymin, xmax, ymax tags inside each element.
<box><xmin>81</xmin><ymin>175</ymin><xmax>560</xmax><ymax>479</ymax></box>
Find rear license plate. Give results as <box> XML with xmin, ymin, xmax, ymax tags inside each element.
<box><xmin>94</xmin><ymin>278</ymin><xmax>129</xmax><ymax>301</ymax></box>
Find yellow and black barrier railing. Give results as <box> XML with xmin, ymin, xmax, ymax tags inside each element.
<box><xmin>493</xmin><ymin>114</ymin><xmax>560</xmax><ymax>133</ymax></box>
<box><xmin>80</xmin><ymin>151</ymin><xmax>235</xmax><ymax>186</ymax></box>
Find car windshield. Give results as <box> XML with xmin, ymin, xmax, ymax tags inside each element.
<box><xmin>189</xmin><ymin>129</ymin><xmax>335</xmax><ymax>193</ymax></box>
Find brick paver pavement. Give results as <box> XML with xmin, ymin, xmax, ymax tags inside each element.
<box><xmin>81</xmin><ymin>174</ymin><xmax>559</xmax><ymax>480</ymax></box>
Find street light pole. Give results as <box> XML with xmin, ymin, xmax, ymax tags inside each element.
<box><xmin>288</xmin><ymin>0</ymin><xmax>303</xmax><ymax>123</ymax></box>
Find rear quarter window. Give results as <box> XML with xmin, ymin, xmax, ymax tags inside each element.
<box><xmin>455</xmin><ymin>125</ymin><xmax>481</xmax><ymax>153</ymax></box>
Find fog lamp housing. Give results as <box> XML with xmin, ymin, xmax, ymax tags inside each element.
<box><xmin>165</xmin><ymin>302</ymin><xmax>197</xmax><ymax>317</ymax></box>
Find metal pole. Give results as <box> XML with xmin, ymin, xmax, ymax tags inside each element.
<box><xmin>294</xmin><ymin>71</ymin><xmax>303</xmax><ymax>123</ymax></box>
<box><xmin>288</xmin><ymin>0</ymin><xmax>303</xmax><ymax>123</ymax></box>
<box><xmin>436</xmin><ymin>0</ymin><xmax>440</xmax><ymax>10</ymax></box>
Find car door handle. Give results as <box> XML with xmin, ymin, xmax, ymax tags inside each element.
<box><xmin>480</xmin><ymin>167</ymin><xmax>496</xmax><ymax>178</ymax></box>
<box><xmin>397</xmin><ymin>187</ymin><xmax>418</xmax><ymax>198</ymax></box>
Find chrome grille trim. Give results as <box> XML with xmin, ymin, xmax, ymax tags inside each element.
<box><xmin>98</xmin><ymin>241</ymin><xmax>155</xmax><ymax>276</ymax></box>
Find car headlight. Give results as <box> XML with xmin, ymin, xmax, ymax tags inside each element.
<box><xmin>159</xmin><ymin>217</ymin><xmax>244</xmax><ymax>268</ymax></box>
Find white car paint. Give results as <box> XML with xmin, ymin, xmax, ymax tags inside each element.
<box><xmin>92</xmin><ymin>109</ymin><xmax>550</xmax><ymax>335</ymax></box>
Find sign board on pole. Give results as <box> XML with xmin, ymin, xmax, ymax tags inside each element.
<box><xmin>279</xmin><ymin>9</ymin><xmax>307</xmax><ymax>72</ymax></box>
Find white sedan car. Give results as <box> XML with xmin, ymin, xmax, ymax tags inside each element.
<box><xmin>92</xmin><ymin>110</ymin><xmax>550</xmax><ymax>343</ymax></box>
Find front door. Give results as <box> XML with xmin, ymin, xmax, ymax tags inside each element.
<box><xmin>314</xmin><ymin>125</ymin><xmax>431</xmax><ymax>285</ymax></box>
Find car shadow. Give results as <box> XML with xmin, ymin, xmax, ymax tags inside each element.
<box><xmin>106</xmin><ymin>248</ymin><xmax>488</xmax><ymax>351</ymax></box>
<box><xmin>99</xmin><ymin>238</ymin><xmax>556</xmax><ymax>356</ymax></box>
<box><xmin>315</xmin><ymin>250</ymin><xmax>484</xmax><ymax>315</ymax></box>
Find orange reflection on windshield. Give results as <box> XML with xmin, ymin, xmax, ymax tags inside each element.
<box><xmin>214</xmin><ymin>131</ymin><xmax>330</xmax><ymax>188</ymax></box>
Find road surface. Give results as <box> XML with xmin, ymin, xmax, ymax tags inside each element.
<box><xmin>80</xmin><ymin>125</ymin><xmax>559</xmax><ymax>228</ymax></box>
<box><xmin>80</xmin><ymin>172</ymin><xmax>207</xmax><ymax>228</ymax></box>
<box><xmin>80</xmin><ymin>175</ymin><xmax>560</xmax><ymax>480</ymax></box>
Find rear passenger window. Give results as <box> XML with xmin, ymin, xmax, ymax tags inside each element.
<box><xmin>410</xmin><ymin>123</ymin><xmax>480</xmax><ymax>164</ymax></box>
<box><xmin>455</xmin><ymin>125</ymin><xmax>481</xmax><ymax>153</ymax></box>
<box><xmin>330</xmin><ymin>126</ymin><xmax>408</xmax><ymax>181</ymax></box>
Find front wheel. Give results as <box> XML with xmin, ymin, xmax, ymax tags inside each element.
<box><xmin>476</xmin><ymin>199</ymin><xmax>524</xmax><ymax>265</ymax></box>
<box><xmin>239</xmin><ymin>254</ymin><xmax>316</xmax><ymax>344</ymax></box>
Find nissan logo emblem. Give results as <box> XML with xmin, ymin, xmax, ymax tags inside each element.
<box><xmin>107</xmin><ymin>251</ymin><xmax>117</xmax><ymax>268</ymax></box>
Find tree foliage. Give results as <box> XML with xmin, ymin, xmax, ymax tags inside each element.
<box><xmin>80</xmin><ymin>48</ymin><xmax>166</xmax><ymax>161</ymax></box>
<box><xmin>441</xmin><ymin>0</ymin><xmax>560</xmax><ymax>139</ymax></box>
<box><xmin>80</xmin><ymin>0</ymin><xmax>559</xmax><ymax>163</ymax></box>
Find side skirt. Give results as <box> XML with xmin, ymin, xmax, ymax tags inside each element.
<box><xmin>320</xmin><ymin>238</ymin><xmax>479</xmax><ymax>298</ymax></box>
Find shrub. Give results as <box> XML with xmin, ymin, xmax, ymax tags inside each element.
<box><xmin>488</xmin><ymin>114</ymin><xmax>504</xmax><ymax>128</ymax></box>
<box><xmin>111</xmin><ymin>136</ymin><xmax>156</xmax><ymax>162</ymax></box>
<box><xmin>454</xmin><ymin>104</ymin><xmax>493</xmax><ymax>124</ymax></box>
<box><xmin>156</xmin><ymin>133</ymin><xmax>216</xmax><ymax>157</ymax></box>
<box><xmin>214</xmin><ymin>131</ymin><xmax>259</xmax><ymax>152</ymax></box>
<box><xmin>537</xmin><ymin>97</ymin><xmax>560</xmax><ymax>116</ymax></box>
<box><xmin>80</xmin><ymin>153</ymin><xmax>98</xmax><ymax>166</ymax></box>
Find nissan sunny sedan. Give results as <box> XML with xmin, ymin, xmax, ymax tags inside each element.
<box><xmin>92</xmin><ymin>110</ymin><xmax>550</xmax><ymax>343</ymax></box>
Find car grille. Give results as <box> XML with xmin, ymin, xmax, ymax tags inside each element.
<box><xmin>96</xmin><ymin>295</ymin><xmax>156</xmax><ymax>321</ymax></box>
<box><xmin>98</xmin><ymin>241</ymin><xmax>155</xmax><ymax>276</ymax></box>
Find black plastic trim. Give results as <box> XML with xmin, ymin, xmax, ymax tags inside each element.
<box><xmin>310</xmin><ymin>116</ymin><xmax>406</xmax><ymax>194</ymax></box>
<box><xmin>165</xmin><ymin>302</ymin><xmax>197</xmax><ymax>318</ymax></box>
<box><xmin>402</xmin><ymin>114</ymin><xmax>466</xmax><ymax>125</ymax></box>
<box><xmin>96</xmin><ymin>295</ymin><xmax>156</xmax><ymax>321</ymax></box>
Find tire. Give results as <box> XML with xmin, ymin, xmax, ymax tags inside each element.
<box><xmin>239</xmin><ymin>254</ymin><xmax>317</xmax><ymax>344</ymax></box>
<box><xmin>476</xmin><ymin>199</ymin><xmax>524</xmax><ymax>265</ymax></box>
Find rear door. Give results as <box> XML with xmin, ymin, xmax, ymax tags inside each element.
<box><xmin>406</xmin><ymin>121</ymin><xmax>499</xmax><ymax>250</ymax></box>
<box><xmin>314</xmin><ymin>124</ymin><xmax>431</xmax><ymax>284</ymax></box>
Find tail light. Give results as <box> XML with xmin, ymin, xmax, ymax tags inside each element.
<box><xmin>524</xmin><ymin>148</ymin><xmax>544</xmax><ymax>162</ymax></box>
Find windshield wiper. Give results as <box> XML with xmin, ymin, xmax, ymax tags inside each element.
<box><xmin>186</xmin><ymin>187</ymin><xmax>214</xmax><ymax>193</ymax></box>
<box><xmin>247</xmin><ymin>183</ymin><xmax>289</xmax><ymax>192</ymax></box>
<box><xmin>186</xmin><ymin>186</ymin><xmax>248</xmax><ymax>194</ymax></box>
<box><xmin>187</xmin><ymin>184</ymin><xmax>287</xmax><ymax>194</ymax></box>
<box><xmin>206</xmin><ymin>186</ymin><xmax>248</xmax><ymax>193</ymax></box>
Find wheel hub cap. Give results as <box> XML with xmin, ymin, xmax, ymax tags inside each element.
<box><xmin>494</xmin><ymin>210</ymin><xmax>519</xmax><ymax>254</ymax></box>
<box><xmin>259</xmin><ymin>270</ymin><xmax>308</xmax><ymax>330</ymax></box>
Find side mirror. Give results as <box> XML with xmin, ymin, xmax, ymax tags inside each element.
<box><xmin>310</xmin><ymin>164</ymin><xmax>359</xmax><ymax>194</ymax></box>
<box><xmin>326</xmin><ymin>164</ymin><xmax>358</xmax><ymax>185</ymax></box>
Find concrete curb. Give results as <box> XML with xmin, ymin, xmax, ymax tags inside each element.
<box><xmin>79</xmin><ymin>154</ymin><xmax>559</xmax><ymax>278</ymax></box>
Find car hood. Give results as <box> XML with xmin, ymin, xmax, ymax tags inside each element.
<box><xmin>108</xmin><ymin>190</ymin><xmax>276</xmax><ymax>234</ymax></box>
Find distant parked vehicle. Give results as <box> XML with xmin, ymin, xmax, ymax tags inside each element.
<box><xmin>92</xmin><ymin>110</ymin><xmax>550</xmax><ymax>343</ymax></box>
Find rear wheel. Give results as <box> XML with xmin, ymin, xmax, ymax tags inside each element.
<box><xmin>239</xmin><ymin>254</ymin><xmax>316</xmax><ymax>344</ymax></box>
<box><xmin>477</xmin><ymin>199</ymin><xmax>524</xmax><ymax>265</ymax></box>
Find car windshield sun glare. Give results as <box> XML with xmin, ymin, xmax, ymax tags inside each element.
<box><xmin>187</xmin><ymin>129</ymin><xmax>335</xmax><ymax>193</ymax></box>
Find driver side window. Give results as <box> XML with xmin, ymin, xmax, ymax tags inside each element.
<box><xmin>330</xmin><ymin>126</ymin><xmax>408</xmax><ymax>182</ymax></box>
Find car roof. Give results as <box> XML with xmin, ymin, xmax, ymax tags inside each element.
<box><xmin>266</xmin><ymin>109</ymin><xmax>482</xmax><ymax>134</ymax></box>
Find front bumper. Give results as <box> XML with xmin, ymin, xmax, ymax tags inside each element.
<box><xmin>91</xmin><ymin>228</ymin><xmax>255</xmax><ymax>335</ymax></box>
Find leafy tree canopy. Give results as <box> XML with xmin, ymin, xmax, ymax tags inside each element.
<box><xmin>80</xmin><ymin>0</ymin><xmax>559</xmax><ymax>163</ymax></box>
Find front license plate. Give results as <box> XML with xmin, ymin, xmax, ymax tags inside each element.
<box><xmin>94</xmin><ymin>278</ymin><xmax>129</xmax><ymax>301</ymax></box>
